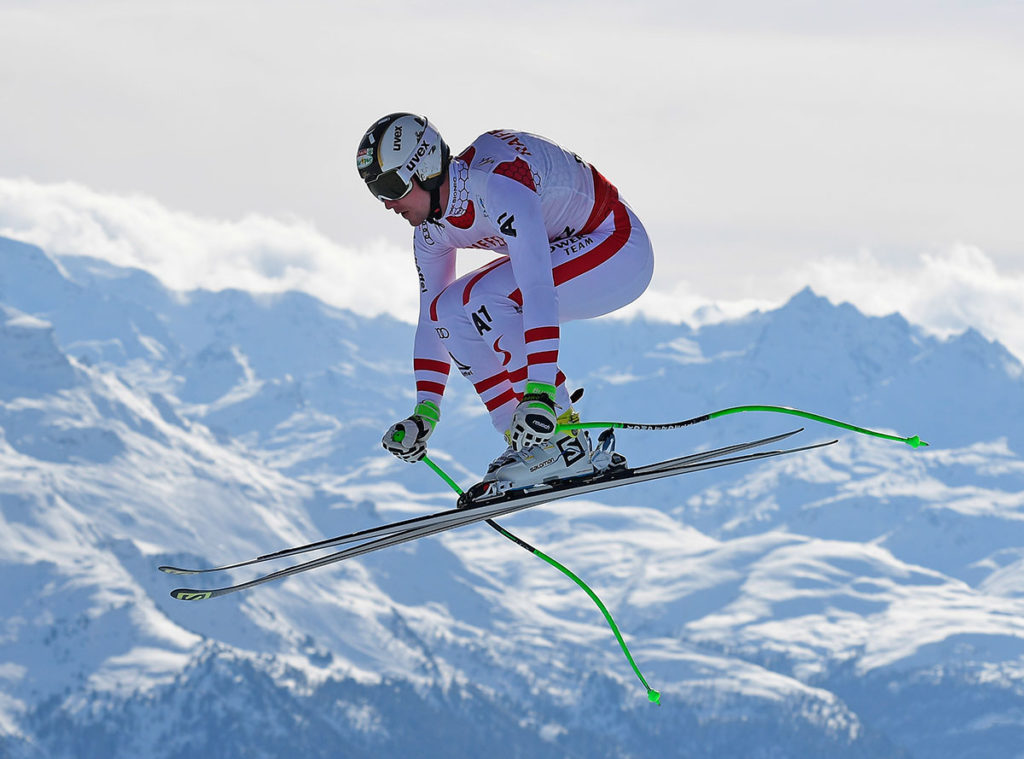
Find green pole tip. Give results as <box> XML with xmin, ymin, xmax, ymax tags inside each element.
<box><xmin>906</xmin><ymin>435</ymin><xmax>929</xmax><ymax>449</ymax></box>
<box><xmin>648</xmin><ymin>689</ymin><xmax>661</xmax><ymax>705</ymax></box>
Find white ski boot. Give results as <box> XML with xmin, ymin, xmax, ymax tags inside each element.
<box><xmin>482</xmin><ymin>408</ymin><xmax>624</xmax><ymax>494</ymax></box>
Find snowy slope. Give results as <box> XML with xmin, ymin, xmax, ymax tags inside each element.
<box><xmin>2</xmin><ymin>235</ymin><xmax>1024</xmax><ymax>758</ymax></box>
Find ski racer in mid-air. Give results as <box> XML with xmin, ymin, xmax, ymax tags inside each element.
<box><xmin>357</xmin><ymin>112</ymin><xmax>655</xmax><ymax>493</ymax></box>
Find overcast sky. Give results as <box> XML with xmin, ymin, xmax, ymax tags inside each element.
<box><xmin>1</xmin><ymin>0</ymin><xmax>1022</xmax><ymax>355</ymax></box>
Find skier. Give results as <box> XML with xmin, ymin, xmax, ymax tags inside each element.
<box><xmin>357</xmin><ymin>113</ymin><xmax>654</xmax><ymax>491</ymax></box>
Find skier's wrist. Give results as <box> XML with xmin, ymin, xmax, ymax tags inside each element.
<box><xmin>522</xmin><ymin>381</ymin><xmax>556</xmax><ymax>410</ymax></box>
<box><xmin>414</xmin><ymin>400</ymin><xmax>440</xmax><ymax>431</ymax></box>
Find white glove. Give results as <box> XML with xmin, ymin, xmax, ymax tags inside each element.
<box><xmin>509</xmin><ymin>382</ymin><xmax>557</xmax><ymax>451</ymax></box>
<box><xmin>383</xmin><ymin>401</ymin><xmax>439</xmax><ymax>462</ymax></box>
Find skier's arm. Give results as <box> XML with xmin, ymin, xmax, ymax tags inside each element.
<box><xmin>412</xmin><ymin>228</ymin><xmax>457</xmax><ymax>409</ymax></box>
<box><xmin>484</xmin><ymin>170</ymin><xmax>563</xmax><ymax>450</ymax></box>
<box><xmin>382</xmin><ymin>230</ymin><xmax>455</xmax><ymax>463</ymax></box>
<box><xmin>485</xmin><ymin>172</ymin><xmax>560</xmax><ymax>390</ymax></box>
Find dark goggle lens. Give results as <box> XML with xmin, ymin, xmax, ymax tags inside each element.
<box><xmin>366</xmin><ymin>170</ymin><xmax>412</xmax><ymax>201</ymax></box>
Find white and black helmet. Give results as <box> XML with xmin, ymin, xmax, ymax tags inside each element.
<box><xmin>357</xmin><ymin>113</ymin><xmax>451</xmax><ymax>204</ymax></box>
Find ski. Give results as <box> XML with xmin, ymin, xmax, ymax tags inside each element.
<box><xmin>160</xmin><ymin>428</ymin><xmax>804</xmax><ymax>576</ymax></box>
<box><xmin>167</xmin><ymin>433</ymin><xmax>836</xmax><ymax>601</ymax></box>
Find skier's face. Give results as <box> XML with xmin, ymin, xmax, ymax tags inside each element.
<box><xmin>381</xmin><ymin>179</ymin><xmax>431</xmax><ymax>226</ymax></box>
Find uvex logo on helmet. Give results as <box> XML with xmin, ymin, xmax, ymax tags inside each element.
<box><xmin>405</xmin><ymin>142</ymin><xmax>436</xmax><ymax>173</ymax></box>
<box><xmin>392</xmin><ymin>125</ymin><xmax>403</xmax><ymax>151</ymax></box>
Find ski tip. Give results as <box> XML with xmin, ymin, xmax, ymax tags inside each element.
<box><xmin>158</xmin><ymin>565</ymin><xmax>197</xmax><ymax>575</ymax></box>
<box><xmin>170</xmin><ymin>589</ymin><xmax>213</xmax><ymax>601</ymax></box>
<box><xmin>647</xmin><ymin>688</ymin><xmax>661</xmax><ymax>705</ymax></box>
<box><xmin>905</xmin><ymin>435</ymin><xmax>929</xmax><ymax>449</ymax></box>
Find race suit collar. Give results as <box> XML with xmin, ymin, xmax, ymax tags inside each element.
<box><xmin>443</xmin><ymin>158</ymin><xmax>470</xmax><ymax>220</ymax></box>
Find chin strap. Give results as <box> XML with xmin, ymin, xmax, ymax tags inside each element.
<box><xmin>427</xmin><ymin>185</ymin><xmax>443</xmax><ymax>222</ymax></box>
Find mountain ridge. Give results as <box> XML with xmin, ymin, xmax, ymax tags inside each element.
<box><xmin>2</xmin><ymin>235</ymin><xmax>1023</xmax><ymax>758</ymax></box>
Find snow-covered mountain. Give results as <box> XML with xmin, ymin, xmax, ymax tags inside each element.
<box><xmin>2</xmin><ymin>234</ymin><xmax>1023</xmax><ymax>758</ymax></box>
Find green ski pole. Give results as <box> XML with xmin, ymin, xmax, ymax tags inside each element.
<box><xmin>559</xmin><ymin>404</ymin><xmax>928</xmax><ymax>448</ymax></box>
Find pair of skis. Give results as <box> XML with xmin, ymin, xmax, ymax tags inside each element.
<box><xmin>161</xmin><ymin>427</ymin><xmax>835</xmax><ymax>600</ymax></box>
<box><xmin>160</xmin><ymin>404</ymin><xmax>926</xmax><ymax>704</ymax></box>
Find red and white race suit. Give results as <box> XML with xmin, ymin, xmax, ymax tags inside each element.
<box><xmin>411</xmin><ymin>129</ymin><xmax>654</xmax><ymax>433</ymax></box>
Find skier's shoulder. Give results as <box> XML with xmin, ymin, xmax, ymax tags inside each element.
<box><xmin>460</xmin><ymin>130</ymin><xmax>551</xmax><ymax>172</ymax></box>
<box><xmin>458</xmin><ymin>130</ymin><xmax>546</xmax><ymax>199</ymax></box>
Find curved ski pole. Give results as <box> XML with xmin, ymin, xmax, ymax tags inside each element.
<box><xmin>419</xmin><ymin>451</ymin><xmax>661</xmax><ymax>705</ymax></box>
<box><xmin>485</xmin><ymin>519</ymin><xmax>661</xmax><ymax>705</ymax></box>
<box><xmin>558</xmin><ymin>404</ymin><xmax>928</xmax><ymax>448</ymax></box>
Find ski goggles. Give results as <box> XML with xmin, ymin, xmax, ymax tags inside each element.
<box><xmin>365</xmin><ymin>168</ymin><xmax>414</xmax><ymax>202</ymax></box>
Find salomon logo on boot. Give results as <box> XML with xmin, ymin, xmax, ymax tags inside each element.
<box><xmin>557</xmin><ymin>435</ymin><xmax>587</xmax><ymax>467</ymax></box>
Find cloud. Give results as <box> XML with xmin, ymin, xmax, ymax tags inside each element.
<box><xmin>2</xmin><ymin>1</ymin><xmax>1022</xmax><ymax>280</ymax></box>
<box><xmin>622</xmin><ymin>245</ymin><xmax>1024</xmax><ymax>362</ymax></box>
<box><xmin>0</xmin><ymin>177</ymin><xmax>421</xmax><ymax>322</ymax></box>
<box><xmin>1</xmin><ymin>177</ymin><xmax>1022</xmax><ymax>364</ymax></box>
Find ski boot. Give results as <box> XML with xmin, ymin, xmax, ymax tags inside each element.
<box><xmin>459</xmin><ymin>407</ymin><xmax>626</xmax><ymax>507</ymax></box>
